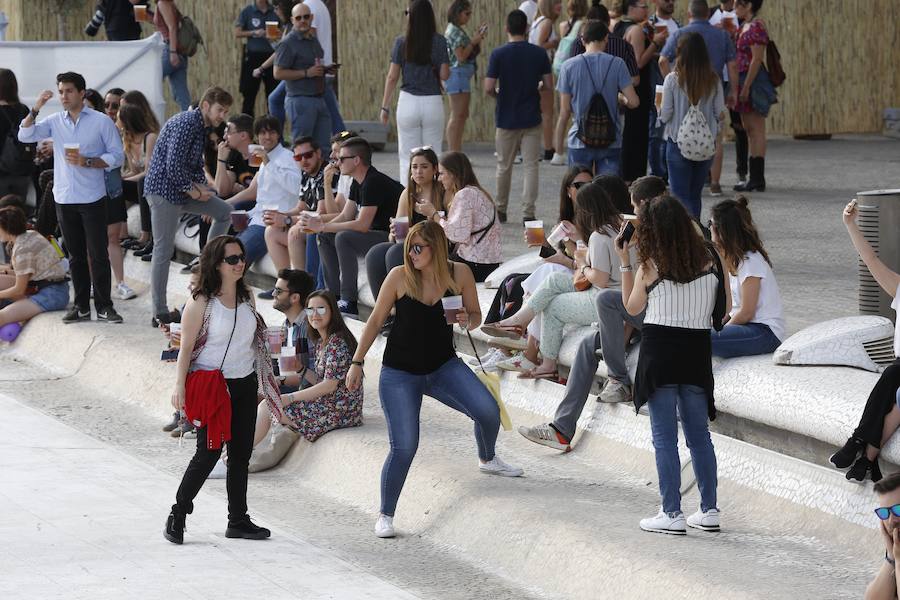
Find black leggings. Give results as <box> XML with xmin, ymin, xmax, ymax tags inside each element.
<box><xmin>852</xmin><ymin>360</ymin><xmax>900</xmax><ymax>448</ymax></box>
<box><xmin>175</xmin><ymin>373</ymin><xmax>259</xmax><ymax>522</ymax></box>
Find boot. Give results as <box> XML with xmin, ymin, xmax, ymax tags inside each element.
<box><xmin>225</xmin><ymin>516</ymin><xmax>271</xmax><ymax>540</ymax></box>
<box><xmin>734</xmin><ymin>127</ymin><xmax>749</xmax><ymax>183</ymax></box>
<box><xmin>734</xmin><ymin>156</ymin><xmax>766</xmax><ymax>192</ymax></box>
<box><xmin>164</xmin><ymin>504</ymin><xmax>186</xmax><ymax>544</ymax></box>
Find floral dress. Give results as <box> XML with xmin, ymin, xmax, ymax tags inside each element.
<box><xmin>283</xmin><ymin>334</ymin><xmax>363</xmax><ymax>442</ymax></box>
<box><xmin>735</xmin><ymin>20</ymin><xmax>769</xmax><ymax>114</ymax></box>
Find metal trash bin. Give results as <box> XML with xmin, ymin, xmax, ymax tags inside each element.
<box><xmin>856</xmin><ymin>189</ymin><xmax>900</xmax><ymax>324</ymax></box>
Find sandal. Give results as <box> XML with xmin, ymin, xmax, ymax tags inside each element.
<box><xmin>518</xmin><ymin>368</ymin><xmax>559</xmax><ymax>381</ymax></box>
<box><xmin>481</xmin><ymin>323</ymin><xmax>525</xmax><ymax>340</ymax></box>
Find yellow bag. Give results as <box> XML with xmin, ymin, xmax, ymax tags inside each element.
<box><xmin>466</xmin><ymin>330</ymin><xmax>512</xmax><ymax>431</ymax></box>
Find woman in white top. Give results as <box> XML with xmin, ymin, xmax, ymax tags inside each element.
<box><xmin>708</xmin><ymin>196</ymin><xmax>784</xmax><ymax>357</ymax></box>
<box><xmin>619</xmin><ymin>194</ymin><xmax>730</xmax><ymax>536</ymax></box>
<box><xmin>164</xmin><ymin>235</ymin><xmax>281</xmax><ymax>545</ymax></box>
<box><xmin>829</xmin><ymin>200</ymin><xmax>900</xmax><ymax>484</ymax></box>
<box><xmin>529</xmin><ymin>0</ymin><xmax>562</xmax><ymax>160</ymax></box>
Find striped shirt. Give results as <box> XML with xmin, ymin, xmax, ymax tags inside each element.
<box><xmin>644</xmin><ymin>271</ymin><xmax>717</xmax><ymax>330</ymax></box>
<box><xmin>570</xmin><ymin>33</ymin><xmax>639</xmax><ymax>78</ymax></box>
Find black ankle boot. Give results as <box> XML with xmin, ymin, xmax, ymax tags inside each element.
<box><xmin>829</xmin><ymin>437</ymin><xmax>864</xmax><ymax>469</ymax></box>
<box><xmin>164</xmin><ymin>504</ymin><xmax>186</xmax><ymax>544</ymax></box>
<box><xmin>734</xmin><ymin>157</ymin><xmax>766</xmax><ymax>192</ymax></box>
<box><xmin>226</xmin><ymin>516</ymin><xmax>271</xmax><ymax>540</ymax></box>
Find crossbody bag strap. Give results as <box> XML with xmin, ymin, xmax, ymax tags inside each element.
<box><xmin>218</xmin><ymin>300</ymin><xmax>239</xmax><ymax>371</ymax></box>
<box><xmin>471</xmin><ymin>208</ymin><xmax>496</xmax><ymax>245</ymax></box>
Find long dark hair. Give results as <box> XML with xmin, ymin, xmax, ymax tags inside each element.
<box><xmin>439</xmin><ymin>151</ymin><xmax>493</xmax><ymax>208</ymax></box>
<box><xmin>121</xmin><ymin>90</ymin><xmax>161</xmax><ymax>132</ymax></box>
<box><xmin>84</xmin><ymin>89</ymin><xmax>104</xmax><ymax>111</ymax></box>
<box><xmin>406</xmin><ymin>146</ymin><xmax>445</xmax><ymax>217</ymax></box>
<box><xmin>559</xmin><ymin>164</ymin><xmax>593</xmax><ymax>223</ymax></box>
<box><xmin>675</xmin><ymin>32</ymin><xmax>719</xmax><ymax>105</ymax></box>
<box><xmin>0</xmin><ymin>69</ymin><xmax>20</xmax><ymax>104</ymax></box>
<box><xmin>710</xmin><ymin>195</ymin><xmax>771</xmax><ymax>275</ymax></box>
<box><xmin>117</xmin><ymin>102</ymin><xmax>159</xmax><ymax>137</ymax></box>
<box><xmin>637</xmin><ymin>195</ymin><xmax>710</xmax><ymax>282</ymax></box>
<box><xmin>591</xmin><ymin>174</ymin><xmax>632</xmax><ymax>215</ymax></box>
<box><xmin>404</xmin><ymin>0</ymin><xmax>437</xmax><ymax>64</ymax></box>
<box><xmin>305</xmin><ymin>290</ymin><xmax>359</xmax><ymax>355</ymax></box>
<box><xmin>193</xmin><ymin>235</ymin><xmax>252</xmax><ymax>303</ymax></box>
<box><xmin>573</xmin><ymin>183</ymin><xmax>622</xmax><ymax>242</ymax></box>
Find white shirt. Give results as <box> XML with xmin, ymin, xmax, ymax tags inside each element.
<box><xmin>304</xmin><ymin>0</ymin><xmax>332</xmax><ymax>66</ymax></box>
<box><xmin>519</xmin><ymin>0</ymin><xmax>538</xmax><ymax>25</ymax></box>
<box><xmin>709</xmin><ymin>7</ymin><xmax>737</xmax><ymax>81</ymax></box>
<box><xmin>193</xmin><ymin>299</ymin><xmax>257</xmax><ymax>379</ymax></box>
<box><xmin>729</xmin><ymin>251</ymin><xmax>786</xmax><ymax>341</ymax></box>
<box><xmin>248</xmin><ymin>145</ymin><xmax>301</xmax><ymax>227</ymax></box>
<box><xmin>892</xmin><ymin>283</ymin><xmax>900</xmax><ymax>358</ymax></box>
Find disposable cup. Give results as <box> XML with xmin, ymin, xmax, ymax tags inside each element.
<box><xmin>546</xmin><ymin>222</ymin><xmax>572</xmax><ymax>246</ymax></box>
<box><xmin>524</xmin><ymin>220</ymin><xmax>545</xmax><ymax>247</ymax></box>
<box><xmin>655</xmin><ymin>85</ymin><xmax>664</xmax><ymax>112</ymax></box>
<box><xmin>134</xmin><ymin>5</ymin><xmax>149</xmax><ymax>21</ymax></box>
<box><xmin>169</xmin><ymin>323</ymin><xmax>181</xmax><ymax>348</ymax></box>
<box><xmin>231</xmin><ymin>210</ymin><xmax>250</xmax><ymax>232</ymax></box>
<box><xmin>393</xmin><ymin>216</ymin><xmax>409</xmax><ymax>241</ymax></box>
<box><xmin>266</xmin><ymin>326</ymin><xmax>286</xmax><ymax>353</ymax></box>
<box><xmin>441</xmin><ymin>295</ymin><xmax>463</xmax><ymax>326</ymax></box>
<box><xmin>301</xmin><ymin>210</ymin><xmax>320</xmax><ymax>233</ymax></box>
<box><xmin>248</xmin><ymin>144</ymin><xmax>264</xmax><ymax>168</ymax></box>
<box><xmin>64</xmin><ymin>143</ymin><xmax>80</xmax><ymax>160</ymax></box>
<box><xmin>278</xmin><ymin>353</ymin><xmax>301</xmax><ymax>373</ymax></box>
<box><xmin>265</xmin><ymin>20</ymin><xmax>280</xmax><ymax>39</ymax></box>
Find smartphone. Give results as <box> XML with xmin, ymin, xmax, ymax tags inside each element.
<box><xmin>539</xmin><ymin>244</ymin><xmax>557</xmax><ymax>259</ymax></box>
<box><xmin>618</xmin><ymin>222</ymin><xmax>635</xmax><ymax>248</ymax></box>
<box><xmin>161</xmin><ymin>348</ymin><xmax>179</xmax><ymax>361</ymax></box>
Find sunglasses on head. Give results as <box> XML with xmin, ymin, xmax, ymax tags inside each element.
<box><xmin>294</xmin><ymin>149</ymin><xmax>317</xmax><ymax>161</ymax></box>
<box><xmin>875</xmin><ymin>504</ymin><xmax>900</xmax><ymax>520</ymax></box>
<box><xmin>409</xmin><ymin>243</ymin><xmax>429</xmax><ymax>256</ymax></box>
<box><xmin>410</xmin><ymin>145</ymin><xmax>433</xmax><ymax>154</ymax></box>
<box><xmin>222</xmin><ymin>253</ymin><xmax>246</xmax><ymax>265</ymax></box>
<box><xmin>305</xmin><ymin>306</ymin><xmax>328</xmax><ymax>316</ymax></box>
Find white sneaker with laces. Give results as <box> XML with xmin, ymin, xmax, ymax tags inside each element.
<box><xmin>479</xmin><ymin>455</ymin><xmax>524</xmax><ymax>477</ymax></box>
<box><xmin>550</xmin><ymin>152</ymin><xmax>567</xmax><ymax>165</ymax></box>
<box><xmin>686</xmin><ymin>508</ymin><xmax>721</xmax><ymax>532</ymax></box>
<box><xmin>496</xmin><ymin>354</ymin><xmax>537</xmax><ymax>373</ymax></box>
<box><xmin>639</xmin><ymin>509</ymin><xmax>686</xmax><ymax>535</ymax></box>
<box><xmin>374</xmin><ymin>514</ymin><xmax>395</xmax><ymax>538</ymax></box>
<box><xmin>116</xmin><ymin>282</ymin><xmax>137</xmax><ymax>300</ymax></box>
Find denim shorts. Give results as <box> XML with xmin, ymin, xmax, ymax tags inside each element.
<box><xmin>28</xmin><ymin>281</ymin><xmax>70</xmax><ymax>312</ymax></box>
<box><xmin>445</xmin><ymin>64</ymin><xmax>475</xmax><ymax>95</ymax></box>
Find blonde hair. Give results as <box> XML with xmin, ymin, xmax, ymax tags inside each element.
<box><xmin>402</xmin><ymin>221</ymin><xmax>460</xmax><ymax>302</ymax></box>
<box><xmin>537</xmin><ymin>0</ymin><xmax>560</xmax><ymax>21</ymax></box>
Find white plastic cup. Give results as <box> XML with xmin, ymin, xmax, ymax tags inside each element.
<box><xmin>169</xmin><ymin>323</ymin><xmax>181</xmax><ymax>348</ymax></box>
<box><xmin>393</xmin><ymin>216</ymin><xmax>410</xmax><ymax>241</ymax></box>
<box><xmin>546</xmin><ymin>222</ymin><xmax>572</xmax><ymax>246</ymax></box>
<box><xmin>441</xmin><ymin>295</ymin><xmax>463</xmax><ymax>325</ymax></box>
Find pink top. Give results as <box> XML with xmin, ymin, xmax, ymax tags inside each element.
<box><xmin>736</xmin><ymin>20</ymin><xmax>768</xmax><ymax>74</ymax></box>
<box><xmin>440</xmin><ymin>186</ymin><xmax>502</xmax><ymax>265</ymax></box>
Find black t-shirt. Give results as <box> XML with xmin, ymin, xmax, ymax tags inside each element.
<box><xmin>100</xmin><ymin>0</ymin><xmax>142</xmax><ymax>41</ymax></box>
<box><xmin>0</xmin><ymin>104</ymin><xmax>29</xmax><ymax>143</ymax></box>
<box><xmin>351</xmin><ymin>167</ymin><xmax>403</xmax><ymax>232</ymax></box>
<box><xmin>225</xmin><ymin>149</ymin><xmax>258</xmax><ymax>190</ymax></box>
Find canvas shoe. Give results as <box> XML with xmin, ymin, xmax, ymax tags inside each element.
<box><xmin>639</xmin><ymin>509</ymin><xmax>686</xmax><ymax>535</ymax></box>
<box><xmin>374</xmin><ymin>514</ymin><xmax>395</xmax><ymax>538</ymax></box>
<box><xmin>496</xmin><ymin>354</ymin><xmax>537</xmax><ymax>373</ymax></box>
<box><xmin>518</xmin><ymin>423</ymin><xmax>571</xmax><ymax>452</ymax></box>
<box><xmin>550</xmin><ymin>152</ymin><xmax>567</xmax><ymax>165</ymax></box>
<box><xmin>686</xmin><ymin>508</ymin><xmax>721</xmax><ymax>532</ymax></box>
<box><xmin>115</xmin><ymin>282</ymin><xmax>137</xmax><ymax>300</ymax></box>
<box><xmin>479</xmin><ymin>455</ymin><xmax>524</xmax><ymax>477</ymax></box>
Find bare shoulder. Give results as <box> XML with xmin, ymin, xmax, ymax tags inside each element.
<box><xmin>452</xmin><ymin>260</ymin><xmax>476</xmax><ymax>285</ymax></box>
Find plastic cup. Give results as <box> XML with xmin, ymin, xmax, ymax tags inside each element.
<box><xmin>546</xmin><ymin>222</ymin><xmax>572</xmax><ymax>246</ymax></box>
<box><xmin>266</xmin><ymin>326</ymin><xmax>286</xmax><ymax>353</ymax></box>
<box><xmin>64</xmin><ymin>143</ymin><xmax>80</xmax><ymax>161</ymax></box>
<box><xmin>301</xmin><ymin>210</ymin><xmax>320</xmax><ymax>233</ymax></box>
<box><xmin>524</xmin><ymin>220</ymin><xmax>545</xmax><ymax>247</ymax></box>
<box><xmin>169</xmin><ymin>323</ymin><xmax>181</xmax><ymax>349</ymax></box>
<box><xmin>655</xmin><ymin>85</ymin><xmax>664</xmax><ymax>112</ymax></box>
<box><xmin>231</xmin><ymin>210</ymin><xmax>250</xmax><ymax>232</ymax></box>
<box><xmin>134</xmin><ymin>4</ymin><xmax>149</xmax><ymax>21</ymax></box>
<box><xmin>278</xmin><ymin>353</ymin><xmax>301</xmax><ymax>373</ymax></box>
<box><xmin>248</xmin><ymin>144</ymin><xmax>264</xmax><ymax>168</ymax></box>
<box><xmin>265</xmin><ymin>20</ymin><xmax>280</xmax><ymax>39</ymax></box>
<box><xmin>722</xmin><ymin>16</ymin><xmax>735</xmax><ymax>32</ymax></box>
<box><xmin>441</xmin><ymin>295</ymin><xmax>463</xmax><ymax>326</ymax></box>
<box><xmin>654</xmin><ymin>24</ymin><xmax>667</xmax><ymax>36</ymax></box>
<box><xmin>393</xmin><ymin>216</ymin><xmax>409</xmax><ymax>241</ymax></box>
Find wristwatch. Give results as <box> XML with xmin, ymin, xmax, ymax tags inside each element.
<box><xmin>84</xmin><ymin>157</ymin><xmax>94</xmax><ymax>168</ymax></box>
<box><xmin>351</xmin><ymin>359</ymin><xmax>364</xmax><ymax>367</ymax></box>
<box><xmin>284</xmin><ymin>216</ymin><xmax>293</xmax><ymax>227</ymax></box>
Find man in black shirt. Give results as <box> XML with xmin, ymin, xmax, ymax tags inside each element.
<box><xmin>309</xmin><ymin>137</ymin><xmax>402</xmax><ymax>318</ymax></box>
<box><xmin>84</xmin><ymin>0</ymin><xmax>142</xmax><ymax>41</ymax></box>
<box><xmin>235</xmin><ymin>0</ymin><xmax>280</xmax><ymax>116</ymax></box>
<box><xmin>214</xmin><ymin>113</ymin><xmax>258</xmax><ymax>202</ymax></box>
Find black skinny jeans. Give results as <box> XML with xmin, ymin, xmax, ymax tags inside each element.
<box><xmin>56</xmin><ymin>197</ymin><xmax>112</xmax><ymax>312</ymax></box>
<box><xmin>175</xmin><ymin>373</ymin><xmax>259</xmax><ymax>522</ymax></box>
<box><xmin>852</xmin><ymin>360</ymin><xmax>900</xmax><ymax>448</ymax></box>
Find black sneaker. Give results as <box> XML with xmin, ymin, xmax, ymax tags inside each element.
<box><xmin>846</xmin><ymin>456</ymin><xmax>881</xmax><ymax>483</ymax></box>
<box><xmin>180</xmin><ymin>257</ymin><xmax>200</xmax><ymax>274</ymax></box>
<box><xmin>162</xmin><ymin>411</ymin><xmax>181</xmax><ymax>432</ymax></box>
<box><xmin>497</xmin><ymin>210</ymin><xmax>507</xmax><ymax>224</ymax></box>
<box><xmin>133</xmin><ymin>242</ymin><xmax>153</xmax><ymax>257</ymax></box>
<box><xmin>225</xmin><ymin>516</ymin><xmax>271</xmax><ymax>540</ymax></box>
<box><xmin>830</xmin><ymin>437</ymin><xmax>864</xmax><ymax>469</ymax></box>
<box><xmin>543</xmin><ymin>148</ymin><xmax>554</xmax><ymax>161</ymax></box>
<box><xmin>152</xmin><ymin>309</ymin><xmax>181</xmax><ymax>328</ymax></box>
<box><xmin>257</xmin><ymin>288</ymin><xmax>275</xmax><ymax>300</ymax></box>
<box><xmin>62</xmin><ymin>308</ymin><xmax>91</xmax><ymax>324</ymax></box>
<box><xmin>164</xmin><ymin>504</ymin><xmax>186</xmax><ymax>544</ymax></box>
<box><xmin>97</xmin><ymin>307</ymin><xmax>123</xmax><ymax>323</ymax></box>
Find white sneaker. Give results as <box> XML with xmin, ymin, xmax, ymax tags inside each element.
<box><xmin>115</xmin><ymin>282</ymin><xmax>137</xmax><ymax>300</ymax></box>
<box><xmin>496</xmin><ymin>354</ymin><xmax>537</xmax><ymax>373</ymax></box>
<box><xmin>686</xmin><ymin>508</ymin><xmax>721</xmax><ymax>532</ymax></box>
<box><xmin>549</xmin><ymin>152</ymin><xmax>567</xmax><ymax>165</ymax></box>
<box><xmin>479</xmin><ymin>455</ymin><xmax>524</xmax><ymax>477</ymax></box>
<box><xmin>639</xmin><ymin>509</ymin><xmax>686</xmax><ymax>535</ymax></box>
<box><xmin>517</xmin><ymin>423</ymin><xmax>570</xmax><ymax>452</ymax></box>
<box><xmin>599</xmin><ymin>379</ymin><xmax>632</xmax><ymax>403</ymax></box>
<box><xmin>374</xmin><ymin>514</ymin><xmax>395</xmax><ymax>538</ymax></box>
<box><xmin>470</xmin><ymin>347</ymin><xmax>505</xmax><ymax>368</ymax></box>
<box><xmin>207</xmin><ymin>458</ymin><xmax>227</xmax><ymax>479</ymax></box>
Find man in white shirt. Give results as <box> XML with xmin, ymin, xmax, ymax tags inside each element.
<box><xmin>227</xmin><ymin>115</ymin><xmax>301</xmax><ymax>267</ymax></box>
<box><xmin>303</xmin><ymin>0</ymin><xmax>345</xmax><ymax>133</ymax></box>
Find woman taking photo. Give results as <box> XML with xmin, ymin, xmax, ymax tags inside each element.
<box><xmin>347</xmin><ymin>221</ymin><xmax>523</xmax><ymax>538</ymax></box>
<box><xmin>0</xmin><ymin>206</ymin><xmax>69</xmax><ymax>328</ymax></box>
<box><xmin>366</xmin><ymin>146</ymin><xmax>445</xmax><ymax>302</ymax></box>
<box><xmin>278</xmin><ymin>290</ymin><xmax>363</xmax><ymax>441</ymax></box>
<box><xmin>659</xmin><ymin>32</ymin><xmax>726</xmax><ymax>219</ymax></box>
<box><xmin>415</xmin><ymin>151</ymin><xmax>500</xmax><ymax>282</ymax></box>
<box><xmin>529</xmin><ymin>0</ymin><xmax>562</xmax><ymax>161</ymax></box>
<box><xmin>117</xmin><ymin>102</ymin><xmax>159</xmax><ymax>255</ymax></box>
<box><xmin>708</xmin><ymin>196</ymin><xmax>785</xmax><ymax>357</ymax></box>
<box><xmin>444</xmin><ymin>0</ymin><xmax>485</xmax><ymax>152</ymax></box>
<box><xmin>829</xmin><ymin>199</ymin><xmax>900</xmax><ymax>484</ymax></box>
<box><xmin>732</xmin><ymin>0</ymin><xmax>776</xmax><ymax>192</ymax></box>
<box><xmin>380</xmin><ymin>0</ymin><xmax>450</xmax><ymax>181</ymax></box>
<box><xmin>164</xmin><ymin>236</ymin><xmax>281</xmax><ymax>545</ymax></box>
<box><xmin>618</xmin><ymin>194</ymin><xmax>730</xmax><ymax>535</ymax></box>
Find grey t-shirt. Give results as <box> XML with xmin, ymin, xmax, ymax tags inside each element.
<box><xmin>390</xmin><ymin>34</ymin><xmax>450</xmax><ymax>96</ymax></box>
<box><xmin>556</xmin><ymin>52</ymin><xmax>632</xmax><ymax>150</ymax></box>
<box><xmin>275</xmin><ymin>30</ymin><xmax>325</xmax><ymax>97</ymax></box>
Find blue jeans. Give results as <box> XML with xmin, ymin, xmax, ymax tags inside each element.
<box><xmin>286</xmin><ymin>94</ymin><xmax>332</xmax><ymax>150</ymax></box>
<box><xmin>305</xmin><ymin>232</ymin><xmax>325</xmax><ymax>289</ymax></box>
<box><xmin>568</xmin><ymin>146</ymin><xmax>621</xmax><ymax>176</ymax></box>
<box><xmin>324</xmin><ymin>80</ymin><xmax>345</xmax><ymax>134</ymax></box>
<box><xmin>235</xmin><ymin>224</ymin><xmax>268</xmax><ymax>267</ymax></box>
<box><xmin>711</xmin><ymin>322</ymin><xmax>781</xmax><ymax>358</ymax></box>
<box><xmin>445</xmin><ymin>63</ymin><xmax>475</xmax><ymax>94</ymax></box>
<box><xmin>648</xmin><ymin>107</ymin><xmax>667</xmax><ymax>180</ymax></box>
<box><xmin>647</xmin><ymin>384</ymin><xmax>718</xmax><ymax>514</ymax></box>
<box><xmin>28</xmin><ymin>281</ymin><xmax>70</xmax><ymax>312</ymax></box>
<box><xmin>379</xmin><ymin>358</ymin><xmax>501</xmax><ymax>516</ymax></box>
<box><xmin>268</xmin><ymin>81</ymin><xmax>287</xmax><ymax>130</ymax></box>
<box><xmin>665</xmin><ymin>140</ymin><xmax>711</xmax><ymax>219</ymax></box>
<box><xmin>162</xmin><ymin>46</ymin><xmax>191</xmax><ymax>112</ymax></box>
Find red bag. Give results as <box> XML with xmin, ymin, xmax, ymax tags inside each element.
<box><xmin>184</xmin><ymin>369</ymin><xmax>232</xmax><ymax>450</ymax></box>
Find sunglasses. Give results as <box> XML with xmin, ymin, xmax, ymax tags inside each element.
<box><xmin>570</xmin><ymin>180</ymin><xmax>589</xmax><ymax>190</ymax></box>
<box><xmin>294</xmin><ymin>149</ymin><xmax>317</xmax><ymax>161</ymax></box>
<box><xmin>222</xmin><ymin>253</ymin><xmax>246</xmax><ymax>265</ymax></box>
<box><xmin>409</xmin><ymin>243</ymin><xmax>430</xmax><ymax>256</ymax></box>
<box><xmin>337</xmin><ymin>154</ymin><xmax>357</xmax><ymax>162</ymax></box>
<box><xmin>305</xmin><ymin>306</ymin><xmax>328</xmax><ymax>316</ymax></box>
<box><xmin>293</xmin><ymin>14</ymin><xmax>312</xmax><ymax>20</ymax></box>
<box><xmin>411</xmin><ymin>145</ymin><xmax>433</xmax><ymax>154</ymax></box>
<box><xmin>105</xmin><ymin>102</ymin><xmax>119</xmax><ymax>110</ymax></box>
<box><xmin>875</xmin><ymin>504</ymin><xmax>900</xmax><ymax>520</ymax></box>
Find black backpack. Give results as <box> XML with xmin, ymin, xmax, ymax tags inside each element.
<box><xmin>575</xmin><ymin>55</ymin><xmax>616</xmax><ymax>148</ymax></box>
<box><xmin>0</xmin><ymin>108</ymin><xmax>36</xmax><ymax>177</ymax></box>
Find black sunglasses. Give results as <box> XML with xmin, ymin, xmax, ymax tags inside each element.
<box><xmin>571</xmin><ymin>180</ymin><xmax>589</xmax><ymax>190</ymax></box>
<box><xmin>875</xmin><ymin>504</ymin><xmax>900</xmax><ymax>520</ymax></box>
<box><xmin>338</xmin><ymin>155</ymin><xmax>357</xmax><ymax>162</ymax></box>
<box><xmin>222</xmin><ymin>253</ymin><xmax>246</xmax><ymax>265</ymax></box>
<box><xmin>293</xmin><ymin>14</ymin><xmax>312</xmax><ymax>21</ymax></box>
<box><xmin>105</xmin><ymin>102</ymin><xmax>119</xmax><ymax>110</ymax></box>
<box><xmin>409</xmin><ymin>243</ymin><xmax>430</xmax><ymax>255</ymax></box>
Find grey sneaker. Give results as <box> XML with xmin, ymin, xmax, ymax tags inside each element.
<box><xmin>518</xmin><ymin>423</ymin><xmax>570</xmax><ymax>452</ymax></box>
<box><xmin>599</xmin><ymin>379</ymin><xmax>632</xmax><ymax>403</ymax></box>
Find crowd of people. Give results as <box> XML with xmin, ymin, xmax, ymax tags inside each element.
<box><xmin>0</xmin><ymin>3</ymin><xmax>897</xmax><ymax>579</ymax></box>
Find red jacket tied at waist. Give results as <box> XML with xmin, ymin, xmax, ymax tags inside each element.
<box><xmin>184</xmin><ymin>368</ymin><xmax>232</xmax><ymax>450</ymax></box>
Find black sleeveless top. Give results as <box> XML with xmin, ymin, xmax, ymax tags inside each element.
<box><xmin>383</xmin><ymin>292</ymin><xmax>456</xmax><ymax>375</ymax></box>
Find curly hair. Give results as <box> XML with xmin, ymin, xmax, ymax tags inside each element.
<box><xmin>710</xmin><ymin>195</ymin><xmax>771</xmax><ymax>275</ymax></box>
<box><xmin>636</xmin><ymin>195</ymin><xmax>709</xmax><ymax>283</ymax></box>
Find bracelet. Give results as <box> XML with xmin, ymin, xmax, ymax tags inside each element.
<box><xmin>886</xmin><ymin>551</ymin><xmax>896</xmax><ymax>566</ymax></box>
<box><xmin>30</xmin><ymin>108</ymin><xmax>39</xmax><ymax>120</ymax></box>
<box><xmin>619</xmin><ymin>265</ymin><xmax>633</xmax><ymax>272</ymax></box>
<box><xmin>217</xmin><ymin>159</ymin><xmax>227</xmax><ymax>164</ymax></box>
<box><xmin>351</xmin><ymin>359</ymin><xmax>364</xmax><ymax>367</ymax></box>
<box><xmin>380</xmin><ymin>107</ymin><xmax>390</xmax><ymax>114</ymax></box>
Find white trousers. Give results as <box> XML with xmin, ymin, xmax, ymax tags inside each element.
<box><xmin>396</xmin><ymin>91</ymin><xmax>444</xmax><ymax>181</ymax></box>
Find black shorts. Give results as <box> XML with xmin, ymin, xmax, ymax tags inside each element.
<box><xmin>106</xmin><ymin>193</ymin><xmax>128</xmax><ymax>225</ymax></box>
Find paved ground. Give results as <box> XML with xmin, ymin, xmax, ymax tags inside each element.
<box><xmin>371</xmin><ymin>134</ymin><xmax>900</xmax><ymax>334</ymax></box>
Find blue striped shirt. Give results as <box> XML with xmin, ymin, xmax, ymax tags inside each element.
<box><xmin>144</xmin><ymin>109</ymin><xmax>208</xmax><ymax>205</ymax></box>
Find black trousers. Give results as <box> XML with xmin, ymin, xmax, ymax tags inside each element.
<box><xmin>240</xmin><ymin>50</ymin><xmax>277</xmax><ymax>117</ymax></box>
<box><xmin>175</xmin><ymin>373</ymin><xmax>258</xmax><ymax>522</ymax></box>
<box><xmin>852</xmin><ymin>360</ymin><xmax>900</xmax><ymax>448</ymax></box>
<box><xmin>56</xmin><ymin>197</ymin><xmax>112</xmax><ymax>312</ymax></box>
